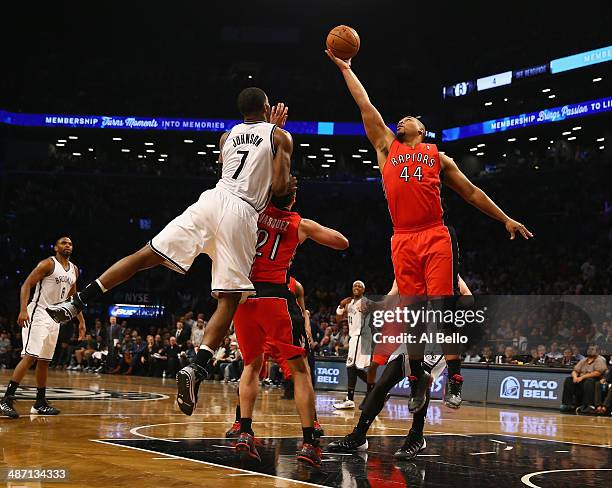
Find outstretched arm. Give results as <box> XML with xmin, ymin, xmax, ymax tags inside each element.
<box><xmin>298</xmin><ymin>218</ymin><xmax>349</xmax><ymax>249</ymax></box>
<box><xmin>325</xmin><ymin>50</ymin><xmax>395</xmax><ymax>162</ymax></box>
<box><xmin>440</xmin><ymin>153</ymin><xmax>533</xmax><ymax>240</ymax></box>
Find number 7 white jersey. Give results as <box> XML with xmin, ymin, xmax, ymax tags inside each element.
<box><xmin>217</xmin><ymin>121</ymin><xmax>277</xmax><ymax>212</ymax></box>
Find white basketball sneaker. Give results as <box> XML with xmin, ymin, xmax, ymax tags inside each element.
<box><xmin>333</xmin><ymin>398</ymin><xmax>355</xmax><ymax>410</ymax></box>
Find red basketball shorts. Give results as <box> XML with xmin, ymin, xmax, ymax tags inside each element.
<box><xmin>263</xmin><ymin>342</ymin><xmax>292</xmax><ymax>380</ymax></box>
<box><xmin>234</xmin><ymin>283</ymin><xmax>306</xmax><ymax>368</ymax></box>
<box><xmin>391</xmin><ymin>224</ymin><xmax>457</xmax><ymax>297</ymax></box>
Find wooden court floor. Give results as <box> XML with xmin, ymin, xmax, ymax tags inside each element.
<box><xmin>1</xmin><ymin>370</ymin><xmax>611</xmax><ymax>487</ymax></box>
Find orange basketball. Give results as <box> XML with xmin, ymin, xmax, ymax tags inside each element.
<box><xmin>326</xmin><ymin>25</ymin><xmax>360</xmax><ymax>60</ymax></box>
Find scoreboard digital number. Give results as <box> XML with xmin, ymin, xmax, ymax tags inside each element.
<box><xmin>442</xmin><ymin>80</ymin><xmax>477</xmax><ymax>99</ymax></box>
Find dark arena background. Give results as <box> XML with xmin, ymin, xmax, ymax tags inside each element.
<box><xmin>0</xmin><ymin>2</ymin><xmax>611</xmax><ymax>487</ymax></box>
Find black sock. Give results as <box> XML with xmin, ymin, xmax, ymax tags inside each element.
<box><xmin>240</xmin><ymin>417</ymin><xmax>253</xmax><ymax>435</ymax></box>
<box><xmin>5</xmin><ymin>381</ymin><xmax>19</xmax><ymax>398</ymax></box>
<box><xmin>367</xmin><ymin>383</ymin><xmax>375</xmax><ymax>393</ymax></box>
<box><xmin>409</xmin><ymin>359</ymin><xmax>424</xmax><ymax>377</ymax></box>
<box><xmin>446</xmin><ymin>359</ymin><xmax>461</xmax><ymax>378</ymax></box>
<box><xmin>194</xmin><ymin>348</ymin><xmax>213</xmax><ymax>368</ymax></box>
<box><xmin>36</xmin><ymin>387</ymin><xmax>46</xmax><ymax>404</ymax></box>
<box><xmin>235</xmin><ymin>404</ymin><xmax>241</xmax><ymax>422</ymax></box>
<box><xmin>355</xmin><ymin>415</ymin><xmax>373</xmax><ymax>438</ymax></box>
<box><xmin>347</xmin><ymin>366</ymin><xmax>358</xmax><ymax>401</ymax></box>
<box><xmin>412</xmin><ymin>411</ymin><xmax>426</xmax><ymax>436</ymax></box>
<box><xmin>303</xmin><ymin>427</ymin><xmax>315</xmax><ymax>445</ymax></box>
<box><xmin>313</xmin><ymin>410</ymin><xmax>318</xmax><ymax>422</ymax></box>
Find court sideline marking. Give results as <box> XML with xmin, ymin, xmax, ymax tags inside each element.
<box><xmin>92</xmin><ymin>439</ymin><xmax>329</xmax><ymax>488</ymax></box>
<box><xmin>521</xmin><ymin>469</ymin><xmax>612</xmax><ymax>488</ymax></box>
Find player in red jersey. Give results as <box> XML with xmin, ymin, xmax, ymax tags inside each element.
<box><xmin>233</xmin><ymin>189</ymin><xmax>348</xmax><ymax>467</ymax></box>
<box><xmin>225</xmin><ymin>276</ymin><xmax>324</xmax><ymax>439</ymax></box>
<box><xmin>326</xmin><ymin>49</ymin><xmax>532</xmax><ymax>413</ymax></box>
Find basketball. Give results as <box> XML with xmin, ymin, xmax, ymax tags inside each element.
<box><xmin>326</xmin><ymin>25</ymin><xmax>360</xmax><ymax>60</ymax></box>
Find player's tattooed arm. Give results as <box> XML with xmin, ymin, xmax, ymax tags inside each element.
<box><xmin>440</xmin><ymin>152</ymin><xmax>533</xmax><ymax>240</ymax></box>
<box><xmin>271</xmin><ymin>129</ymin><xmax>294</xmax><ymax>196</ymax></box>
<box><xmin>325</xmin><ymin>50</ymin><xmax>395</xmax><ymax>160</ymax></box>
<box><xmin>18</xmin><ymin>258</ymin><xmax>54</xmax><ymax>327</ymax></box>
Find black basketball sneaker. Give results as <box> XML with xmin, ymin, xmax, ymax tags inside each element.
<box><xmin>0</xmin><ymin>396</ymin><xmax>19</xmax><ymax>419</ymax></box>
<box><xmin>30</xmin><ymin>400</ymin><xmax>60</xmax><ymax>416</ymax></box>
<box><xmin>327</xmin><ymin>428</ymin><xmax>368</xmax><ymax>452</ymax></box>
<box><xmin>394</xmin><ymin>429</ymin><xmax>426</xmax><ymax>460</ymax></box>
<box><xmin>46</xmin><ymin>294</ymin><xmax>85</xmax><ymax>324</ymax></box>
<box><xmin>176</xmin><ymin>363</ymin><xmax>208</xmax><ymax>416</ymax></box>
<box><xmin>408</xmin><ymin>371</ymin><xmax>431</xmax><ymax>413</ymax></box>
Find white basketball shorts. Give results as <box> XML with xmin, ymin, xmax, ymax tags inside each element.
<box><xmin>149</xmin><ymin>187</ymin><xmax>258</xmax><ymax>302</ymax></box>
<box><xmin>346</xmin><ymin>335</ymin><xmax>372</xmax><ymax>370</ymax></box>
<box><xmin>22</xmin><ymin>303</ymin><xmax>60</xmax><ymax>361</ymax></box>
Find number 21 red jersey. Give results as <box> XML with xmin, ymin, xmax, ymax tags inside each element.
<box><xmin>250</xmin><ymin>203</ymin><xmax>302</xmax><ymax>284</ymax></box>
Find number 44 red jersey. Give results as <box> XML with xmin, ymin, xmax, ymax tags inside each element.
<box><xmin>382</xmin><ymin>140</ymin><xmax>444</xmax><ymax>231</ymax></box>
<box><xmin>250</xmin><ymin>203</ymin><xmax>302</xmax><ymax>284</ymax></box>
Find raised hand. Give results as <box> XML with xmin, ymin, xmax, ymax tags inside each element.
<box><xmin>325</xmin><ymin>49</ymin><xmax>351</xmax><ymax>70</ymax></box>
<box><xmin>270</xmin><ymin>102</ymin><xmax>289</xmax><ymax>128</ymax></box>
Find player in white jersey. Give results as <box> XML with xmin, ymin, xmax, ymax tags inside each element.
<box><xmin>1</xmin><ymin>237</ymin><xmax>85</xmax><ymax>419</ymax></box>
<box><xmin>333</xmin><ymin>280</ymin><xmax>375</xmax><ymax>409</ymax></box>
<box><xmin>45</xmin><ymin>88</ymin><xmax>295</xmax><ymax>416</ymax></box>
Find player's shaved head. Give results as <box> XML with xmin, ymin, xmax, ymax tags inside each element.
<box><xmin>237</xmin><ymin>87</ymin><xmax>268</xmax><ymax>116</ymax></box>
